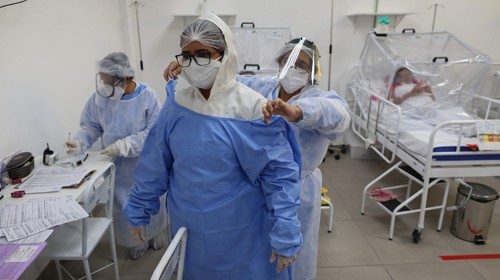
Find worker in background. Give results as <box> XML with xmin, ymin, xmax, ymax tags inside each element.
<box><xmin>125</xmin><ymin>13</ymin><xmax>302</xmax><ymax>279</ymax></box>
<box><xmin>241</xmin><ymin>39</ymin><xmax>350</xmax><ymax>280</ymax></box>
<box><xmin>65</xmin><ymin>52</ymin><xmax>167</xmax><ymax>260</ymax></box>
<box><xmin>164</xmin><ymin>37</ymin><xmax>350</xmax><ymax>280</ymax></box>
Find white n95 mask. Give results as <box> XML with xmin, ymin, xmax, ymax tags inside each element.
<box><xmin>280</xmin><ymin>68</ymin><xmax>310</xmax><ymax>94</ymax></box>
<box><xmin>96</xmin><ymin>75</ymin><xmax>126</xmax><ymax>100</ymax></box>
<box><xmin>97</xmin><ymin>85</ymin><xmax>125</xmax><ymax>100</ymax></box>
<box><xmin>181</xmin><ymin>58</ymin><xmax>222</xmax><ymax>90</ymax></box>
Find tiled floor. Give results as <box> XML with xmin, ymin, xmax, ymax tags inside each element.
<box><xmin>37</xmin><ymin>155</ymin><xmax>500</xmax><ymax>280</ymax></box>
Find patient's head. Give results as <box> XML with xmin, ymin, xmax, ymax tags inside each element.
<box><xmin>395</xmin><ymin>67</ymin><xmax>413</xmax><ymax>84</ymax></box>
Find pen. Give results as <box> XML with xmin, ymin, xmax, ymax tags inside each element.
<box><xmin>0</xmin><ymin>195</ymin><xmax>4</xmax><ymax>201</ymax></box>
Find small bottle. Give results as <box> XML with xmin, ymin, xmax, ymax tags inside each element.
<box><xmin>43</xmin><ymin>143</ymin><xmax>54</xmax><ymax>165</ymax></box>
<box><xmin>375</xmin><ymin>15</ymin><xmax>390</xmax><ymax>35</ymax></box>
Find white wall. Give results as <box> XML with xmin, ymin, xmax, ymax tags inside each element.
<box><xmin>1</xmin><ymin>0</ymin><xmax>499</xmax><ymax>158</ymax></box>
<box><xmin>122</xmin><ymin>0</ymin><xmax>500</xmax><ymax>97</ymax></box>
<box><xmin>122</xmin><ymin>0</ymin><xmax>334</xmax><ymax>104</ymax></box>
<box><xmin>0</xmin><ymin>0</ymin><xmax>128</xmax><ymax>157</ymax></box>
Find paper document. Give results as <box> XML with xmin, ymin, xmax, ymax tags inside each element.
<box><xmin>5</xmin><ymin>246</ymin><xmax>38</xmax><ymax>263</ymax></box>
<box><xmin>20</xmin><ymin>167</ymin><xmax>89</xmax><ymax>194</ymax></box>
<box><xmin>0</xmin><ymin>230</ymin><xmax>53</xmax><ymax>244</ymax></box>
<box><xmin>0</xmin><ymin>196</ymin><xmax>86</xmax><ymax>227</ymax></box>
<box><xmin>0</xmin><ymin>243</ymin><xmax>46</xmax><ymax>280</ymax></box>
<box><xmin>0</xmin><ymin>197</ymin><xmax>88</xmax><ymax>241</ymax></box>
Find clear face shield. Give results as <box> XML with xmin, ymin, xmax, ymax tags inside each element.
<box><xmin>278</xmin><ymin>38</ymin><xmax>318</xmax><ymax>94</ymax></box>
<box><xmin>95</xmin><ymin>72</ymin><xmax>126</xmax><ymax>100</ymax></box>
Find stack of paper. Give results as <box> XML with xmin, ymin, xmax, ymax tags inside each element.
<box><xmin>20</xmin><ymin>167</ymin><xmax>89</xmax><ymax>194</ymax></box>
<box><xmin>0</xmin><ymin>197</ymin><xmax>88</xmax><ymax>242</ymax></box>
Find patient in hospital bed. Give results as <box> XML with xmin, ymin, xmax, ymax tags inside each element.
<box><xmin>389</xmin><ymin>67</ymin><xmax>476</xmax><ymax>136</ymax></box>
<box><xmin>389</xmin><ymin>67</ymin><xmax>435</xmax><ymax>108</ymax></box>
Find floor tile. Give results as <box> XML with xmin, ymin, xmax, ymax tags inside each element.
<box><xmin>317</xmin><ymin>221</ymin><xmax>381</xmax><ymax>267</ymax></box>
<box><xmin>468</xmin><ymin>259</ymin><xmax>500</xmax><ymax>280</ymax></box>
<box><xmin>386</xmin><ymin>262</ymin><xmax>485</xmax><ymax>280</ymax></box>
<box><xmin>316</xmin><ymin>265</ymin><xmax>392</xmax><ymax>280</ymax></box>
<box><xmin>355</xmin><ymin>217</ymin><xmax>457</xmax><ymax>264</ymax></box>
<box><xmin>321</xmin><ymin>189</ymin><xmax>353</xmax><ymax>223</ymax></box>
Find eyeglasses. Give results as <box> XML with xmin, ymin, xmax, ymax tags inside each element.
<box><xmin>175</xmin><ymin>52</ymin><xmax>217</xmax><ymax>67</ymax></box>
<box><xmin>279</xmin><ymin>55</ymin><xmax>311</xmax><ymax>74</ymax></box>
<box><xmin>97</xmin><ymin>72</ymin><xmax>119</xmax><ymax>85</ymax></box>
<box><xmin>279</xmin><ymin>62</ymin><xmax>311</xmax><ymax>74</ymax></box>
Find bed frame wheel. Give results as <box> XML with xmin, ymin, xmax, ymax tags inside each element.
<box><xmin>340</xmin><ymin>144</ymin><xmax>347</xmax><ymax>154</ymax></box>
<box><xmin>412</xmin><ymin>228</ymin><xmax>422</xmax><ymax>243</ymax></box>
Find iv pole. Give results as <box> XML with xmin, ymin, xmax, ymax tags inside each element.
<box><xmin>327</xmin><ymin>0</ymin><xmax>334</xmax><ymax>90</ymax></box>
<box><xmin>131</xmin><ymin>1</ymin><xmax>145</xmax><ymax>70</ymax></box>
<box><xmin>429</xmin><ymin>3</ymin><xmax>444</xmax><ymax>32</ymax></box>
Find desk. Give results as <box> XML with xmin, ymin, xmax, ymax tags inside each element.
<box><xmin>0</xmin><ymin>152</ymin><xmax>115</xmax><ymax>279</ymax></box>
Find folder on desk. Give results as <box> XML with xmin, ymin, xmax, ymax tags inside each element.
<box><xmin>21</xmin><ymin>168</ymin><xmax>94</xmax><ymax>194</ymax></box>
<box><xmin>62</xmin><ymin>170</ymin><xmax>97</xmax><ymax>189</ymax></box>
<box><xmin>0</xmin><ymin>243</ymin><xmax>46</xmax><ymax>280</ymax></box>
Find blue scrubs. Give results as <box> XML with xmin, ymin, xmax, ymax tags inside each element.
<box><xmin>125</xmin><ymin>81</ymin><xmax>303</xmax><ymax>279</ymax></box>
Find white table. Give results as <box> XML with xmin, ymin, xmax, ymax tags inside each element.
<box><xmin>0</xmin><ymin>152</ymin><xmax>115</xmax><ymax>279</ymax></box>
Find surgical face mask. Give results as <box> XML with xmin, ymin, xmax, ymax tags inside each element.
<box><xmin>280</xmin><ymin>67</ymin><xmax>310</xmax><ymax>94</ymax></box>
<box><xmin>181</xmin><ymin>57</ymin><xmax>222</xmax><ymax>90</ymax></box>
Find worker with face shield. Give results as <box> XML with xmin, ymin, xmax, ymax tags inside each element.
<box><xmin>65</xmin><ymin>52</ymin><xmax>167</xmax><ymax>260</ymax></box>
<box><xmin>244</xmin><ymin>38</ymin><xmax>350</xmax><ymax>280</ymax></box>
<box><xmin>124</xmin><ymin>13</ymin><xmax>302</xmax><ymax>279</ymax></box>
<box><xmin>165</xmin><ymin>38</ymin><xmax>350</xmax><ymax>279</ymax></box>
<box><xmin>245</xmin><ymin>38</ymin><xmax>350</xmax><ymax>280</ymax></box>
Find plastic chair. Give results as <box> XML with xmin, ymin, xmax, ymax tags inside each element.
<box><xmin>151</xmin><ymin>227</ymin><xmax>188</xmax><ymax>280</ymax></box>
<box><xmin>44</xmin><ymin>164</ymin><xmax>120</xmax><ymax>280</ymax></box>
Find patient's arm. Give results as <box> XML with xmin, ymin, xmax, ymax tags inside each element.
<box><xmin>391</xmin><ymin>85</ymin><xmax>420</xmax><ymax>105</ymax></box>
<box><xmin>423</xmin><ymin>84</ymin><xmax>436</xmax><ymax>100</ymax></box>
<box><xmin>392</xmin><ymin>83</ymin><xmax>435</xmax><ymax>105</ymax></box>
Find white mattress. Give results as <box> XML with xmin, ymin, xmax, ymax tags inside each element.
<box><xmin>353</xmin><ymin>86</ymin><xmax>481</xmax><ymax>158</ymax></box>
<box><xmin>395</xmin><ymin>117</ymin><xmax>478</xmax><ymax>157</ymax></box>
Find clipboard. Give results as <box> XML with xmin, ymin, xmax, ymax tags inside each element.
<box><xmin>62</xmin><ymin>170</ymin><xmax>97</xmax><ymax>189</ymax></box>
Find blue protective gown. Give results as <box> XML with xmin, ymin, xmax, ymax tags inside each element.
<box><xmin>74</xmin><ymin>83</ymin><xmax>168</xmax><ymax>247</ymax></box>
<box><xmin>124</xmin><ymin>81</ymin><xmax>303</xmax><ymax>280</ymax></box>
<box><xmin>237</xmin><ymin>75</ymin><xmax>350</xmax><ymax>280</ymax></box>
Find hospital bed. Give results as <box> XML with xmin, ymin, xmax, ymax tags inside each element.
<box><xmin>347</xmin><ymin>31</ymin><xmax>500</xmax><ymax>243</ymax></box>
<box><xmin>151</xmin><ymin>227</ymin><xmax>187</xmax><ymax>280</ymax></box>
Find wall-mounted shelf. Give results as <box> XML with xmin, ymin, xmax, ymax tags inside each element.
<box><xmin>173</xmin><ymin>13</ymin><xmax>236</xmax><ymax>27</ymax></box>
<box><xmin>347</xmin><ymin>12</ymin><xmax>413</xmax><ymax>30</ymax></box>
<box><xmin>173</xmin><ymin>13</ymin><xmax>236</xmax><ymax>18</ymax></box>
